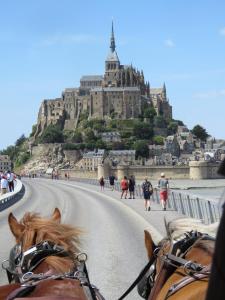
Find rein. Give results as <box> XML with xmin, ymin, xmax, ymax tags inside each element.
<box><xmin>118</xmin><ymin>231</ymin><xmax>213</xmax><ymax>300</ymax></box>
<box><xmin>118</xmin><ymin>251</ymin><xmax>157</xmax><ymax>300</ymax></box>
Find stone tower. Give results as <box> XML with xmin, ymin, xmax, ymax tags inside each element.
<box><xmin>104</xmin><ymin>22</ymin><xmax>120</xmax><ymax>87</ymax></box>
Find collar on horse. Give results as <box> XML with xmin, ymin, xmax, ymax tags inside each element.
<box><xmin>118</xmin><ymin>230</ymin><xmax>213</xmax><ymax>300</ymax></box>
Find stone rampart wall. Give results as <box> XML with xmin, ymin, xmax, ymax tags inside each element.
<box><xmin>126</xmin><ymin>165</ymin><xmax>189</xmax><ymax>180</ymax></box>
<box><xmin>60</xmin><ymin>169</ymin><xmax>97</xmax><ymax>179</ymax></box>
<box><xmin>62</xmin><ymin>161</ymin><xmax>221</xmax><ymax>180</ymax></box>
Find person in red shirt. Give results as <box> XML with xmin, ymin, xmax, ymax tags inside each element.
<box><xmin>120</xmin><ymin>176</ymin><xmax>128</xmax><ymax>199</ymax></box>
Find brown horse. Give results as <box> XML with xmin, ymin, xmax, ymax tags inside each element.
<box><xmin>0</xmin><ymin>208</ymin><xmax>104</xmax><ymax>300</ymax></box>
<box><xmin>139</xmin><ymin>218</ymin><xmax>218</xmax><ymax>300</ymax></box>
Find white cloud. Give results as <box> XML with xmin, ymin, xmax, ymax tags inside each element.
<box><xmin>193</xmin><ymin>89</ymin><xmax>225</xmax><ymax>99</ymax></box>
<box><xmin>219</xmin><ymin>27</ymin><xmax>225</xmax><ymax>36</ymax></box>
<box><xmin>39</xmin><ymin>33</ymin><xmax>100</xmax><ymax>47</ymax></box>
<box><xmin>164</xmin><ymin>39</ymin><xmax>175</xmax><ymax>48</ymax></box>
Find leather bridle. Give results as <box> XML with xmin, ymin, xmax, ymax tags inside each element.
<box><xmin>2</xmin><ymin>241</ymin><xmax>105</xmax><ymax>300</ymax></box>
<box><xmin>118</xmin><ymin>231</ymin><xmax>214</xmax><ymax>300</ymax></box>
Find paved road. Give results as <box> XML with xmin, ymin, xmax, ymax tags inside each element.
<box><xmin>0</xmin><ymin>178</ymin><xmax>182</xmax><ymax>299</ymax></box>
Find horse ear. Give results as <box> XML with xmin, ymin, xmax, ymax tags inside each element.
<box><xmin>164</xmin><ymin>217</ymin><xmax>171</xmax><ymax>239</ymax></box>
<box><xmin>8</xmin><ymin>212</ymin><xmax>24</xmax><ymax>240</ymax></box>
<box><xmin>144</xmin><ymin>230</ymin><xmax>156</xmax><ymax>260</ymax></box>
<box><xmin>52</xmin><ymin>208</ymin><xmax>61</xmax><ymax>223</ymax></box>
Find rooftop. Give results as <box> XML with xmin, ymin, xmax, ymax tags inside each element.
<box><xmin>83</xmin><ymin>149</ymin><xmax>105</xmax><ymax>158</ymax></box>
<box><xmin>91</xmin><ymin>87</ymin><xmax>140</xmax><ymax>92</ymax></box>
<box><xmin>106</xmin><ymin>50</ymin><xmax>120</xmax><ymax>62</ymax></box>
<box><xmin>80</xmin><ymin>75</ymin><xmax>103</xmax><ymax>81</ymax></box>
<box><xmin>150</xmin><ymin>88</ymin><xmax>163</xmax><ymax>95</ymax></box>
<box><xmin>109</xmin><ymin>150</ymin><xmax>136</xmax><ymax>155</ymax></box>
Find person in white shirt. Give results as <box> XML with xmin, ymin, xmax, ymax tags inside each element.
<box><xmin>7</xmin><ymin>170</ymin><xmax>15</xmax><ymax>192</ymax></box>
<box><xmin>1</xmin><ymin>175</ymin><xmax>8</xmax><ymax>195</ymax></box>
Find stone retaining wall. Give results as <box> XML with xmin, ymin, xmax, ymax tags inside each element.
<box><xmin>61</xmin><ymin>161</ymin><xmax>221</xmax><ymax>180</ymax></box>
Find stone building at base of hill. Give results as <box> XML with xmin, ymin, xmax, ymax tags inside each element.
<box><xmin>35</xmin><ymin>23</ymin><xmax>172</xmax><ymax>137</ymax></box>
<box><xmin>0</xmin><ymin>155</ymin><xmax>12</xmax><ymax>172</ymax></box>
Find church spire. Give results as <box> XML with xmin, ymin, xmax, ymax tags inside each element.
<box><xmin>110</xmin><ymin>21</ymin><xmax>116</xmax><ymax>52</ymax></box>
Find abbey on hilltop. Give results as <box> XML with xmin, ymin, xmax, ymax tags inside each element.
<box><xmin>35</xmin><ymin>23</ymin><xmax>172</xmax><ymax>136</ymax></box>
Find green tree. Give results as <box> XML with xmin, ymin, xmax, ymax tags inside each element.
<box><xmin>154</xmin><ymin>115</ymin><xmax>167</xmax><ymax>128</ymax></box>
<box><xmin>153</xmin><ymin>135</ymin><xmax>164</xmax><ymax>145</ymax></box>
<box><xmin>40</xmin><ymin>124</ymin><xmax>64</xmax><ymax>143</ymax></box>
<box><xmin>191</xmin><ymin>125</ymin><xmax>209</xmax><ymax>141</ymax></box>
<box><xmin>79</xmin><ymin>110</ymin><xmax>89</xmax><ymax>122</ymax></box>
<box><xmin>108</xmin><ymin>119</ymin><xmax>118</xmax><ymax>129</ymax></box>
<box><xmin>15</xmin><ymin>152</ymin><xmax>30</xmax><ymax>167</ymax></box>
<box><xmin>62</xmin><ymin>143</ymin><xmax>79</xmax><ymax>150</ymax></box>
<box><xmin>83</xmin><ymin>128</ymin><xmax>96</xmax><ymax>143</ymax></box>
<box><xmin>0</xmin><ymin>145</ymin><xmax>18</xmax><ymax>161</ymax></box>
<box><xmin>167</xmin><ymin>121</ymin><xmax>178</xmax><ymax>135</ymax></box>
<box><xmin>85</xmin><ymin>142</ymin><xmax>96</xmax><ymax>150</ymax></box>
<box><xmin>143</xmin><ymin>107</ymin><xmax>157</xmax><ymax>121</ymax></box>
<box><xmin>30</xmin><ymin>124</ymin><xmax>37</xmax><ymax>137</ymax></box>
<box><xmin>72</xmin><ymin>131</ymin><xmax>83</xmax><ymax>143</ymax></box>
<box><xmin>133</xmin><ymin>140</ymin><xmax>149</xmax><ymax>158</ymax></box>
<box><xmin>15</xmin><ymin>134</ymin><xmax>26</xmax><ymax>147</ymax></box>
<box><xmin>133</xmin><ymin>121</ymin><xmax>153</xmax><ymax>140</ymax></box>
<box><xmin>111</xmin><ymin>141</ymin><xmax>126</xmax><ymax>150</ymax></box>
<box><xmin>173</xmin><ymin>119</ymin><xmax>184</xmax><ymax>126</ymax></box>
<box><xmin>95</xmin><ymin>139</ymin><xmax>107</xmax><ymax>149</ymax></box>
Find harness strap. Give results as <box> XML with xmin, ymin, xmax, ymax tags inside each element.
<box><xmin>165</xmin><ymin>253</ymin><xmax>203</xmax><ymax>272</ymax></box>
<box><xmin>165</xmin><ymin>265</ymin><xmax>211</xmax><ymax>299</ymax></box>
<box><xmin>6</xmin><ymin>285</ymin><xmax>35</xmax><ymax>300</ymax></box>
<box><xmin>118</xmin><ymin>255</ymin><xmax>156</xmax><ymax>300</ymax></box>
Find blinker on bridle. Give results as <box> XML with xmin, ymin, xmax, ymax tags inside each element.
<box><xmin>2</xmin><ymin>240</ymin><xmax>69</xmax><ymax>283</ymax></box>
<box><xmin>118</xmin><ymin>231</ymin><xmax>212</xmax><ymax>300</ymax></box>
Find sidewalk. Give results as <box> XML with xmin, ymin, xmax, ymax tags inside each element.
<box><xmin>68</xmin><ymin>180</ymin><xmax>185</xmax><ymax>238</ymax></box>
<box><xmin>136</xmin><ymin>178</ymin><xmax>225</xmax><ymax>190</ymax></box>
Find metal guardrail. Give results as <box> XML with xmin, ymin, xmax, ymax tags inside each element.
<box><xmin>0</xmin><ymin>180</ymin><xmax>25</xmax><ymax>211</ymax></box>
<box><xmin>64</xmin><ymin>177</ymin><xmax>222</xmax><ymax>224</ymax></box>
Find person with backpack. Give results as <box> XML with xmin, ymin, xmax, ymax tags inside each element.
<box><xmin>109</xmin><ymin>174</ymin><xmax>116</xmax><ymax>191</ymax></box>
<box><xmin>142</xmin><ymin>177</ymin><xmax>153</xmax><ymax>211</ymax></box>
<box><xmin>128</xmin><ymin>175</ymin><xmax>136</xmax><ymax>199</ymax></box>
<box><xmin>120</xmin><ymin>176</ymin><xmax>128</xmax><ymax>199</ymax></box>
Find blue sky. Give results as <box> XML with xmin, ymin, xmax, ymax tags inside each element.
<box><xmin>0</xmin><ymin>0</ymin><xmax>225</xmax><ymax>150</ymax></box>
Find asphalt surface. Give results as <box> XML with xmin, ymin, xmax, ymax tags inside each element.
<box><xmin>0</xmin><ymin>178</ymin><xmax>183</xmax><ymax>299</ymax></box>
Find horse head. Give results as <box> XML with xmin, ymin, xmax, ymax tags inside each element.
<box><xmin>2</xmin><ymin>208</ymin><xmax>105</xmax><ymax>300</ymax></box>
<box><xmin>8</xmin><ymin>207</ymin><xmax>61</xmax><ymax>245</ymax></box>
<box><xmin>7</xmin><ymin>208</ymin><xmax>82</xmax><ymax>277</ymax></box>
<box><xmin>138</xmin><ymin>218</ymin><xmax>217</xmax><ymax>300</ymax></box>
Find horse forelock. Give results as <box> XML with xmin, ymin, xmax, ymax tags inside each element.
<box><xmin>19</xmin><ymin>212</ymin><xmax>82</xmax><ymax>255</ymax></box>
<box><xmin>166</xmin><ymin>218</ymin><xmax>218</xmax><ymax>241</ymax></box>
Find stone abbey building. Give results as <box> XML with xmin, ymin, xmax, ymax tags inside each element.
<box><xmin>35</xmin><ymin>23</ymin><xmax>172</xmax><ymax>136</ymax></box>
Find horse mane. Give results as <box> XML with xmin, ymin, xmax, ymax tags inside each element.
<box><xmin>165</xmin><ymin>218</ymin><xmax>218</xmax><ymax>241</ymax></box>
<box><xmin>19</xmin><ymin>212</ymin><xmax>83</xmax><ymax>273</ymax></box>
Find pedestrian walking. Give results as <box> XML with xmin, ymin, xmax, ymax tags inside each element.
<box><xmin>128</xmin><ymin>175</ymin><xmax>136</xmax><ymax>199</ymax></box>
<box><xmin>7</xmin><ymin>170</ymin><xmax>15</xmax><ymax>192</ymax></box>
<box><xmin>120</xmin><ymin>176</ymin><xmax>128</xmax><ymax>199</ymax></box>
<box><xmin>99</xmin><ymin>176</ymin><xmax>105</xmax><ymax>191</ymax></box>
<box><xmin>142</xmin><ymin>177</ymin><xmax>153</xmax><ymax>211</ymax></box>
<box><xmin>1</xmin><ymin>174</ymin><xmax>8</xmax><ymax>195</ymax></box>
<box><xmin>158</xmin><ymin>172</ymin><xmax>169</xmax><ymax>210</ymax></box>
<box><xmin>109</xmin><ymin>174</ymin><xmax>116</xmax><ymax>191</ymax></box>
